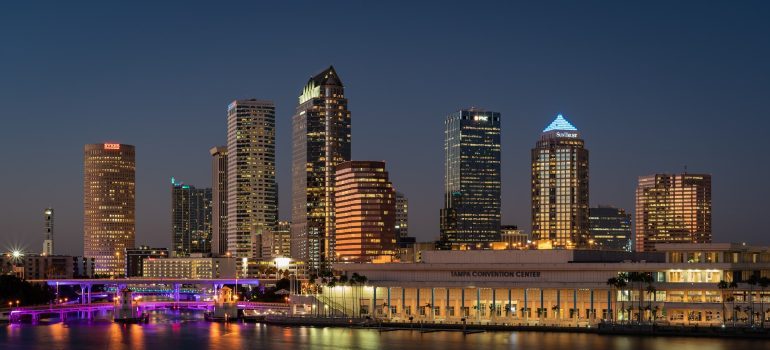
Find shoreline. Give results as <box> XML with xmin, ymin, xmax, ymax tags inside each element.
<box><xmin>262</xmin><ymin>316</ymin><xmax>770</xmax><ymax>339</ymax></box>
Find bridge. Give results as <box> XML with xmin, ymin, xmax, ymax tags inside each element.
<box><xmin>28</xmin><ymin>278</ymin><xmax>274</xmax><ymax>304</ymax></box>
<box><xmin>8</xmin><ymin>300</ymin><xmax>290</xmax><ymax>323</ymax></box>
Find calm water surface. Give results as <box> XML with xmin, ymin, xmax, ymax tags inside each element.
<box><xmin>2</xmin><ymin>316</ymin><xmax>770</xmax><ymax>350</ymax></box>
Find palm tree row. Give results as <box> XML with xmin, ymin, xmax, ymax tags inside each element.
<box><xmin>606</xmin><ymin>272</ymin><xmax>656</xmax><ymax>324</ymax></box>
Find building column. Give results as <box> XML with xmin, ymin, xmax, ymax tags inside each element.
<box><xmin>508</xmin><ymin>289</ymin><xmax>512</xmax><ymax>319</ymax></box>
<box><xmin>461</xmin><ymin>289</ymin><xmax>465</xmax><ymax>318</ymax></box>
<box><xmin>556</xmin><ymin>289</ymin><xmax>561</xmax><ymax>320</ymax></box>
<box><xmin>387</xmin><ymin>287</ymin><xmax>391</xmax><ymax>319</ymax></box>
<box><xmin>540</xmin><ymin>289</ymin><xmax>544</xmax><ymax>320</ymax></box>
<box><xmin>174</xmin><ymin>283</ymin><xmax>181</xmax><ymax>302</ymax></box>
<box><xmin>446</xmin><ymin>288</ymin><xmax>450</xmax><ymax>320</ymax></box>
<box><xmin>573</xmin><ymin>289</ymin><xmax>578</xmax><ymax>322</ymax></box>
<box><xmin>401</xmin><ymin>288</ymin><xmax>406</xmax><ymax>318</ymax></box>
<box><xmin>87</xmin><ymin>285</ymin><xmax>92</xmax><ymax>305</ymax></box>
<box><xmin>607</xmin><ymin>289</ymin><xmax>612</xmax><ymax>321</ymax></box>
<box><xmin>416</xmin><ymin>288</ymin><xmax>420</xmax><ymax>319</ymax></box>
<box><xmin>372</xmin><ymin>287</ymin><xmax>377</xmax><ymax>318</ymax></box>
<box><xmin>476</xmin><ymin>288</ymin><xmax>481</xmax><ymax>322</ymax></box>
<box><xmin>590</xmin><ymin>289</ymin><xmax>595</xmax><ymax>322</ymax></box>
<box><xmin>524</xmin><ymin>289</ymin><xmax>528</xmax><ymax>321</ymax></box>
<box><xmin>431</xmin><ymin>288</ymin><xmax>435</xmax><ymax>321</ymax></box>
<box><xmin>492</xmin><ymin>289</ymin><xmax>496</xmax><ymax>322</ymax></box>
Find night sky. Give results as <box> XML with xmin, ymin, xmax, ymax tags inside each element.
<box><xmin>1</xmin><ymin>1</ymin><xmax>769</xmax><ymax>256</ymax></box>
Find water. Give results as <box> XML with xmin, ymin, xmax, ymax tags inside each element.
<box><xmin>2</xmin><ymin>316</ymin><xmax>770</xmax><ymax>350</ymax></box>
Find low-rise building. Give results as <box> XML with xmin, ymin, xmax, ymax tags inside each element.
<box><xmin>23</xmin><ymin>255</ymin><xmax>95</xmax><ymax>279</ymax></box>
<box><xmin>328</xmin><ymin>243</ymin><xmax>770</xmax><ymax>326</ymax></box>
<box><xmin>142</xmin><ymin>257</ymin><xmax>236</xmax><ymax>279</ymax></box>
<box><xmin>125</xmin><ymin>246</ymin><xmax>169</xmax><ymax>277</ymax></box>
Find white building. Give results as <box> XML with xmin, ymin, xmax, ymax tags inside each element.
<box><xmin>143</xmin><ymin>257</ymin><xmax>236</xmax><ymax>279</ymax></box>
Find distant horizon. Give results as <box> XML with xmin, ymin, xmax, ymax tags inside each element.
<box><xmin>1</xmin><ymin>1</ymin><xmax>769</xmax><ymax>255</ymax></box>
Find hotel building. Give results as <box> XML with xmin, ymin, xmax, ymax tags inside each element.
<box><xmin>324</xmin><ymin>243</ymin><xmax>770</xmax><ymax>327</ymax></box>
<box><xmin>292</xmin><ymin>66</ymin><xmax>351</xmax><ymax>270</ymax></box>
<box><xmin>334</xmin><ymin>161</ymin><xmax>397</xmax><ymax>263</ymax></box>
<box><xmin>635</xmin><ymin>173</ymin><xmax>712</xmax><ymax>252</ymax></box>
<box><xmin>531</xmin><ymin>114</ymin><xmax>589</xmax><ymax>249</ymax></box>
<box><xmin>589</xmin><ymin>206</ymin><xmax>632</xmax><ymax>251</ymax></box>
<box><xmin>124</xmin><ymin>246</ymin><xmax>169</xmax><ymax>278</ymax></box>
<box><xmin>83</xmin><ymin>143</ymin><xmax>135</xmax><ymax>277</ymax></box>
<box><xmin>143</xmin><ymin>257</ymin><xmax>237</xmax><ymax>279</ymax></box>
<box><xmin>209</xmin><ymin>146</ymin><xmax>228</xmax><ymax>256</ymax></box>
<box><xmin>171</xmin><ymin>178</ymin><xmax>212</xmax><ymax>257</ymax></box>
<box><xmin>440</xmin><ymin>108</ymin><xmax>501</xmax><ymax>248</ymax></box>
<box><xmin>226</xmin><ymin>99</ymin><xmax>277</xmax><ymax>259</ymax></box>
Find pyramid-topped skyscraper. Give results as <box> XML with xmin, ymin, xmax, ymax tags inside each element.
<box><xmin>291</xmin><ymin>66</ymin><xmax>351</xmax><ymax>271</ymax></box>
<box><xmin>531</xmin><ymin>114</ymin><xmax>589</xmax><ymax>249</ymax></box>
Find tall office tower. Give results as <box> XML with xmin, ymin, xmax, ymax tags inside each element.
<box><xmin>589</xmin><ymin>206</ymin><xmax>632</xmax><ymax>251</ymax></box>
<box><xmin>395</xmin><ymin>192</ymin><xmax>409</xmax><ymax>240</ymax></box>
<box><xmin>291</xmin><ymin>66</ymin><xmax>351</xmax><ymax>270</ymax></box>
<box><xmin>439</xmin><ymin>108</ymin><xmax>501</xmax><ymax>248</ymax></box>
<box><xmin>226</xmin><ymin>99</ymin><xmax>277</xmax><ymax>259</ymax></box>
<box><xmin>635</xmin><ymin>173</ymin><xmax>712</xmax><ymax>252</ymax></box>
<box><xmin>334</xmin><ymin>161</ymin><xmax>396</xmax><ymax>263</ymax></box>
<box><xmin>171</xmin><ymin>178</ymin><xmax>213</xmax><ymax>257</ymax></box>
<box><xmin>84</xmin><ymin>143</ymin><xmax>135</xmax><ymax>276</ymax></box>
<box><xmin>42</xmin><ymin>208</ymin><xmax>54</xmax><ymax>256</ymax></box>
<box><xmin>531</xmin><ymin>114</ymin><xmax>589</xmax><ymax>249</ymax></box>
<box><xmin>209</xmin><ymin>146</ymin><xmax>228</xmax><ymax>256</ymax></box>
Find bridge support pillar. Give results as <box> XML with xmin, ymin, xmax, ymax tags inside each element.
<box><xmin>174</xmin><ymin>283</ymin><xmax>181</xmax><ymax>302</ymax></box>
<box><xmin>87</xmin><ymin>285</ymin><xmax>92</xmax><ymax>304</ymax></box>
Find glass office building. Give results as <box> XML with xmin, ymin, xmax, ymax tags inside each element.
<box><xmin>635</xmin><ymin>173</ymin><xmax>712</xmax><ymax>252</ymax></box>
<box><xmin>291</xmin><ymin>66</ymin><xmax>351</xmax><ymax>270</ymax></box>
<box><xmin>440</xmin><ymin>108</ymin><xmax>501</xmax><ymax>248</ymax></box>
<box><xmin>589</xmin><ymin>206</ymin><xmax>632</xmax><ymax>251</ymax></box>
<box><xmin>171</xmin><ymin>178</ymin><xmax>213</xmax><ymax>257</ymax></box>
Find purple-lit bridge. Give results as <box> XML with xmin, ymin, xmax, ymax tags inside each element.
<box><xmin>8</xmin><ymin>301</ymin><xmax>289</xmax><ymax>323</ymax></box>
<box><xmin>28</xmin><ymin>278</ymin><xmax>273</xmax><ymax>304</ymax></box>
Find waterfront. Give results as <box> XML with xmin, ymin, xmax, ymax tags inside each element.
<box><xmin>2</xmin><ymin>320</ymin><xmax>770</xmax><ymax>350</ymax></box>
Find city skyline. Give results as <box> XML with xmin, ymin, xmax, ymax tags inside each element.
<box><xmin>2</xmin><ymin>2</ymin><xmax>770</xmax><ymax>256</ymax></box>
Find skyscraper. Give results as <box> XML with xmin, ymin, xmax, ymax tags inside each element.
<box><xmin>531</xmin><ymin>114</ymin><xmax>589</xmax><ymax>249</ymax></box>
<box><xmin>291</xmin><ymin>66</ymin><xmax>351</xmax><ymax>270</ymax></box>
<box><xmin>226</xmin><ymin>100</ymin><xmax>277</xmax><ymax>260</ymax></box>
<box><xmin>263</xmin><ymin>221</ymin><xmax>292</xmax><ymax>259</ymax></box>
<box><xmin>84</xmin><ymin>143</ymin><xmax>135</xmax><ymax>276</ymax></box>
<box><xmin>635</xmin><ymin>173</ymin><xmax>712</xmax><ymax>252</ymax></box>
<box><xmin>395</xmin><ymin>192</ymin><xmax>409</xmax><ymax>240</ymax></box>
<box><xmin>43</xmin><ymin>208</ymin><xmax>54</xmax><ymax>256</ymax></box>
<box><xmin>439</xmin><ymin>108</ymin><xmax>501</xmax><ymax>248</ymax></box>
<box><xmin>589</xmin><ymin>206</ymin><xmax>632</xmax><ymax>251</ymax></box>
<box><xmin>334</xmin><ymin>161</ymin><xmax>396</xmax><ymax>263</ymax></box>
<box><xmin>171</xmin><ymin>178</ymin><xmax>212</xmax><ymax>257</ymax></box>
<box><xmin>209</xmin><ymin>146</ymin><xmax>228</xmax><ymax>256</ymax></box>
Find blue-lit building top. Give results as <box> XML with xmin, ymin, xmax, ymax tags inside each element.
<box><xmin>440</xmin><ymin>108</ymin><xmax>501</xmax><ymax>247</ymax></box>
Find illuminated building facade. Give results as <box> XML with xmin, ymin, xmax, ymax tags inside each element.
<box><xmin>209</xmin><ymin>146</ymin><xmax>228</xmax><ymax>256</ymax></box>
<box><xmin>531</xmin><ymin>114</ymin><xmax>589</xmax><ymax>249</ymax></box>
<box><xmin>171</xmin><ymin>178</ymin><xmax>212</xmax><ymax>257</ymax></box>
<box><xmin>334</xmin><ymin>161</ymin><xmax>396</xmax><ymax>263</ymax></box>
<box><xmin>490</xmin><ymin>225</ymin><xmax>529</xmax><ymax>250</ymax></box>
<box><xmin>143</xmin><ymin>257</ymin><xmax>236</xmax><ymax>279</ymax></box>
<box><xmin>395</xmin><ymin>192</ymin><xmax>409</xmax><ymax>240</ymax></box>
<box><xmin>291</xmin><ymin>66</ymin><xmax>351</xmax><ymax>270</ymax></box>
<box><xmin>262</xmin><ymin>220</ymin><xmax>292</xmax><ymax>259</ymax></box>
<box><xmin>124</xmin><ymin>245</ymin><xmax>168</xmax><ymax>277</ymax></box>
<box><xmin>589</xmin><ymin>206</ymin><xmax>632</xmax><ymax>251</ymax></box>
<box><xmin>440</xmin><ymin>108</ymin><xmax>501</xmax><ymax>248</ymax></box>
<box><xmin>83</xmin><ymin>143</ymin><xmax>135</xmax><ymax>277</ymax></box>
<box><xmin>635</xmin><ymin>173</ymin><xmax>712</xmax><ymax>252</ymax></box>
<box><xmin>226</xmin><ymin>99</ymin><xmax>277</xmax><ymax>259</ymax></box>
<box><xmin>43</xmin><ymin>208</ymin><xmax>54</xmax><ymax>256</ymax></box>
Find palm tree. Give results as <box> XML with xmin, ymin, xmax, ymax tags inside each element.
<box><xmin>718</xmin><ymin>280</ymin><xmax>729</xmax><ymax>325</ymax></box>
<box><xmin>729</xmin><ymin>281</ymin><xmax>739</xmax><ymax>326</ymax></box>
<box><xmin>645</xmin><ymin>284</ymin><xmax>657</xmax><ymax>323</ymax></box>
<box><xmin>747</xmin><ymin>275</ymin><xmax>759</xmax><ymax>326</ymax></box>
<box><xmin>759</xmin><ymin>277</ymin><xmax>770</xmax><ymax>327</ymax></box>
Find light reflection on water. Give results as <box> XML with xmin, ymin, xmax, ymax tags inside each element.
<box><xmin>2</xmin><ymin>315</ymin><xmax>770</xmax><ymax>350</ymax></box>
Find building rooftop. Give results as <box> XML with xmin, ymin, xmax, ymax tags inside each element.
<box><xmin>542</xmin><ymin>114</ymin><xmax>578</xmax><ymax>132</ymax></box>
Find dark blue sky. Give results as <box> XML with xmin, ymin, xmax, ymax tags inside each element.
<box><xmin>1</xmin><ymin>1</ymin><xmax>769</xmax><ymax>256</ymax></box>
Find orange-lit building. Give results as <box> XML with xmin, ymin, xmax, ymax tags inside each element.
<box><xmin>83</xmin><ymin>143</ymin><xmax>135</xmax><ymax>277</ymax></box>
<box><xmin>334</xmin><ymin>161</ymin><xmax>396</xmax><ymax>263</ymax></box>
<box><xmin>635</xmin><ymin>173</ymin><xmax>712</xmax><ymax>252</ymax></box>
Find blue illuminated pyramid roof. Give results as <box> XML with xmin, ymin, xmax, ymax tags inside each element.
<box><xmin>542</xmin><ymin>114</ymin><xmax>578</xmax><ymax>132</ymax></box>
